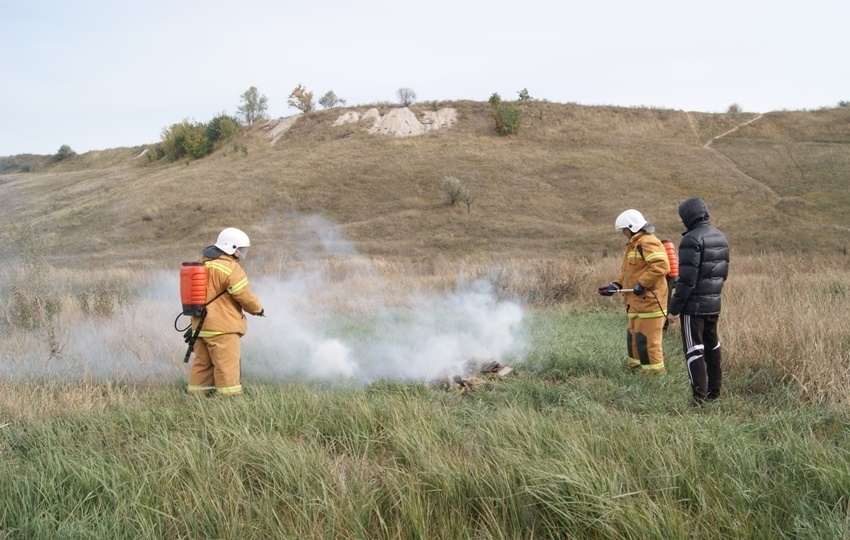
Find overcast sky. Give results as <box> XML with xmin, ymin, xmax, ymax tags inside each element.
<box><xmin>1</xmin><ymin>0</ymin><xmax>847</xmax><ymax>156</ymax></box>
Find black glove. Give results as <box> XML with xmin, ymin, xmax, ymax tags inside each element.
<box><xmin>633</xmin><ymin>283</ymin><xmax>645</xmax><ymax>295</ymax></box>
<box><xmin>183</xmin><ymin>328</ymin><xmax>193</xmax><ymax>344</ymax></box>
<box><xmin>597</xmin><ymin>283</ymin><xmax>620</xmax><ymax>296</ymax></box>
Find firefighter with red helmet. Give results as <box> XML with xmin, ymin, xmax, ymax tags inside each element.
<box><xmin>598</xmin><ymin>209</ymin><xmax>670</xmax><ymax>372</ymax></box>
<box><xmin>187</xmin><ymin>227</ymin><xmax>264</xmax><ymax>396</ymax></box>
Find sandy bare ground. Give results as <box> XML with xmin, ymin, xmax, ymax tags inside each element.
<box><xmin>265</xmin><ymin>107</ymin><xmax>456</xmax><ymax>145</ymax></box>
<box><xmin>264</xmin><ymin>116</ymin><xmax>300</xmax><ymax>145</ymax></box>
<box><xmin>334</xmin><ymin>107</ymin><xmax>457</xmax><ymax>137</ymax></box>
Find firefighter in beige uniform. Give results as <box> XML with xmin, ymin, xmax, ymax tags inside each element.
<box><xmin>598</xmin><ymin>210</ymin><xmax>670</xmax><ymax>372</ymax></box>
<box><xmin>188</xmin><ymin>228</ymin><xmax>264</xmax><ymax>396</ymax></box>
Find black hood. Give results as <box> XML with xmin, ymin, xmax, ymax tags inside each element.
<box><xmin>678</xmin><ymin>197</ymin><xmax>710</xmax><ymax>230</ymax></box>
<box><xmin>201</xmin><ymin>245</ymin><xmax>225</xmax><ymax>259</ymax></box>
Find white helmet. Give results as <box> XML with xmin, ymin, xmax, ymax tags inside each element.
<box><xmin>614</xmin><ymin>209</ymin><xmax>647</xmax><ymax>233</ymax></box>
<box><xmin>215</xmin><ymin>227</ymin><xmax>250</xmax><ymax>255</ymax></box>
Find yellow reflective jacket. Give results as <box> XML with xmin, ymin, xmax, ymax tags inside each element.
<box><xmin>192</xmin><ymin>254</ymin><xmax>263</xmax><ymax>337</ymax></box>
<box><xmin>616</xmin><ymin>231</ymin><xmax>670</xmax><ymax>316</ymax></box>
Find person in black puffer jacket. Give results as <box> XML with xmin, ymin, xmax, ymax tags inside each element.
<box><xmin>666</xmin><ymin>197</ymin><xmax>729</xmax><ymax>404</ymax></box>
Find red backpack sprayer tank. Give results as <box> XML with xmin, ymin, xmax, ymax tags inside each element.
<box><xmin>180</xmin><ymin>262</ymin><xmax>207</xmax><ymax>316</ymax></box>
<box><xmin>174</xmin><ymin>262</ymin><xmax>227</xmax><ymax>363</ymax></box>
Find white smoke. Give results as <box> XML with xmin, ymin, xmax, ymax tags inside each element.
<box><xmin>244</xmin><ymin>215</ymin><xmax>528</xmax><ymax>383</ymax></box>
<box><xmin>0</xmin><ymin>215</ymin><xmax>529</xmax><ymax>385</ymax></box>
<box><xmin>244</xmin><ymin>272</ymin><xmax>527</xmax><ymax>384</ymax></box>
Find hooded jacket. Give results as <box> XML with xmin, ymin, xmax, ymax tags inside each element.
<box><xmin>668</xmin><ymin>198</ymin><xmax>729</xmax><ymax>316</ymax></box>
<box><xmin>192</xmin><ymin>246</ymin><xmax>263</xmax><ymax>337</ymax></box>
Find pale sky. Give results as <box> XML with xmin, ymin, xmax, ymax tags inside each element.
<box><xmin>1</xmin><ymin>0</ymin><xmax>847</xmax><ymax>156</ymax></box>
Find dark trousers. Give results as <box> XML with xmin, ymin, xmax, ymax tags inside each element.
<box><xmin>681</xmin><ymin>314</ymin><xmax>722</xmax><ymax>401</ymax></box>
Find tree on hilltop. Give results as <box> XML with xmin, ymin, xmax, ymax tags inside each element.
<box><xmin>237</xmin><ymin>86</ymin><xmax>269</xmax><ymax>125</ymax></box>
<box><xmin>288</xmin><ymin>84</ymin><xmax>315</xmax><ymax>113</ymax></box>
<box><xmin>54</xmin><ymin>145</ymin><xmax>76</xmax><ymax>161</ymax></box>
<box><xmin>319</xmin><ymin>90</ymin><xmax>346</xmax><ymax>109</ymax></box>
<box><xmin>397</xmin><ymin>88</ymin><xmax>416</xmax><ymax>107</ymax></box>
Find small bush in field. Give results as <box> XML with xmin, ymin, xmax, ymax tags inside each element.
<box><xmin>441</xmin><ymin>176</ymin><xmax>464</xmax><ymax>205</ymax></box>
<box><xmin>9</xmin><ymin>288</ymin><xmax>61</xmax><ymax>329</ymax></box>
<box><xmin>493</xmin><ymin>105</ymin><xmax>521</xmax><ymax>135</ymax></box>
<box><xmin>78</xmin><ymin>283</ymin><xmax>132</xmax><ymax>317</ymax></box>
<box><xmin>727</xmin><ymin>103</ymin><xmax>743</xmax><ymax>114</ymax></box>
<box><xmin>488</xmin><ymin>92</ymin><xmax>501</xmax><ymax>108</ymax></box>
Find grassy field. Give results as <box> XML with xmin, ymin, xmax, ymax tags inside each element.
<box><xmin>2</xmin><ymin>101</ymin><xmax>850</xmax><ymax>538</ymax></box>
<box><xmin>1</xmin><ymin>250</ymin><xmax>850</xmax><ymax>538</ymax></box>
<box><xmin>2</xmin><ymin>307</ymin><xmax>849</xmax><ymax>539</ymax></box>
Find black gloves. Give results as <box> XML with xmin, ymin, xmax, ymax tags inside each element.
<box><xmin>183</xmin><ymin>328</ymin><xmax>193</xmax><ymax>344</ymax></box>
<box><xmin>597</xmin><ymin>283</ymin><xmax>621</xmax><ymax>296</ymax></box>
<box><xmin>633</xmin><ymin>283</ymin><xmax>645</xmax><ymax>295</ymax></box>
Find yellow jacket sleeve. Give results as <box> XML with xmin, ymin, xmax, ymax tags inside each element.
<box><xmin>193</xmin><ymin>255</ymin><xmax>263</xmax><ymax>336</ymax></box>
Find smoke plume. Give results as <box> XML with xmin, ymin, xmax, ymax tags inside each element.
<box><xmin>0</xmin><ymin>215</ymin><xmax>529</xmax><ymax>385</ymax></box>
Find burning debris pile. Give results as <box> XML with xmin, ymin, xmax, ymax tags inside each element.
<box><xmin>436</xmin><ymin>360</ymin><xmax>514</xmax><ymax>394</ymax></box>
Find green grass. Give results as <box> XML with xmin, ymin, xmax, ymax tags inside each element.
<box><xmin>3</xmin><ymin>309</ymin><xmax>848</xmax><ymax>539</ymax></box>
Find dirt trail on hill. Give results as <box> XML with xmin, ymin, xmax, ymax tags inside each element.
<box><xmin>688</xmin><ymin>112</ymin><xmax>781</xmax><ymax>204</ymax></box>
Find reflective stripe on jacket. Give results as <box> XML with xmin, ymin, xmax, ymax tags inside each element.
<box><xmin>191</xmin><ymin>254</ymin><xmax>263</xmax><ymax>335</ymax></box>
<box><xmin>617</xmin><ymin>231</ymin><xmax>670</xmax><ymax>316</ymax></box>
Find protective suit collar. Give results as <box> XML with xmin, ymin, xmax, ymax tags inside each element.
<box><xmin>201</xmin><ymin>245</ymin><xmax>226</xmax><ymax>259</ymax></box>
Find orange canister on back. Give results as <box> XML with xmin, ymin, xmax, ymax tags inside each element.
<box><xmin>662</xmin><ymin>240</ymin><xmax>679</xmax><ymax>278</ymax></box>
<box><xmin>180</xmin><ymin>262</ymin><xmax>208</xmax><ymax>316</ymax></box>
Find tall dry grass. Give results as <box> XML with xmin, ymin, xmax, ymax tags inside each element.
<box><xmin>3</xmin><ymin>103</ymin><xmax>849</xmax><ymax>268</ymax></box>
<box><xmin>722</xmin><ymin>254</ymin><xmax>850</xmax><ymax>404</ymax></box>
<box><xmin>2</xmin><ymin>246</ymin><xmax>847</xmax><ymax>404</ymax></box>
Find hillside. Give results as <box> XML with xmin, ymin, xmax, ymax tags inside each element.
<box><xmin>2</xmin><ymin>101</ymin><xmax>849</xmax><ymax>268</ymax></box>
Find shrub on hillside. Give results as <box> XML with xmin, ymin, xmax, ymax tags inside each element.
<box><xmin>54</xmin><ymin>145</ymin><xmax>76</xmax><ymax>161</ymax></box>
<box><xmin>442</xmin><ymin>176</ymin><xmax>464</xmax><ymax>206</ymax></box>
<box><xmin>204</xmin><ymin>114</ymin><xmax>240</xmax><ymax>146</ymax></box>
<box><xmin>493</xmin><ymin>105</ymin><xmax>521</xmax><ymax>136</ymax></box>
<box><xmin>158</xmin><ymin>113</ymin><xmax>241</xmax><ymax>162</ymax></box>
<box><xmin>442</xmin><ymin>176</ymin><xmax>475</xmax><ymax>211</ymax></box>
<box><xmin>727</xmin><ymin>103</ymin><xmax>743</xmax><ymax>114</ymax></box>
<box><xmin>488</xmin><ymin>93</ymin><xmax>501</xmax><ymax>108</ymax></box>
<box><xmin>160</xmin><ymin>120</ymin><xmax>208</xmax><ymax>161</ymax></box>
<box><xmin>0</xmin><ymin>156</ymin><xmax>20</xmax><ymax>174</ymax></box>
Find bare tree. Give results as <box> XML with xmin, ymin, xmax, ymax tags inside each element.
<box><xmin>397</xmin><ymin>87</ymin><xmax>417</xmax><ymax>107</ymax></box>
<box><xmin>318</xmin><ymin>90</ymin><xmax>347</xmax><ymax>109</ymax></box>
<box><xmin>461</xmin><ymin>188</ymin><xmax>476</xmax><ymax>214</ymax></box>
